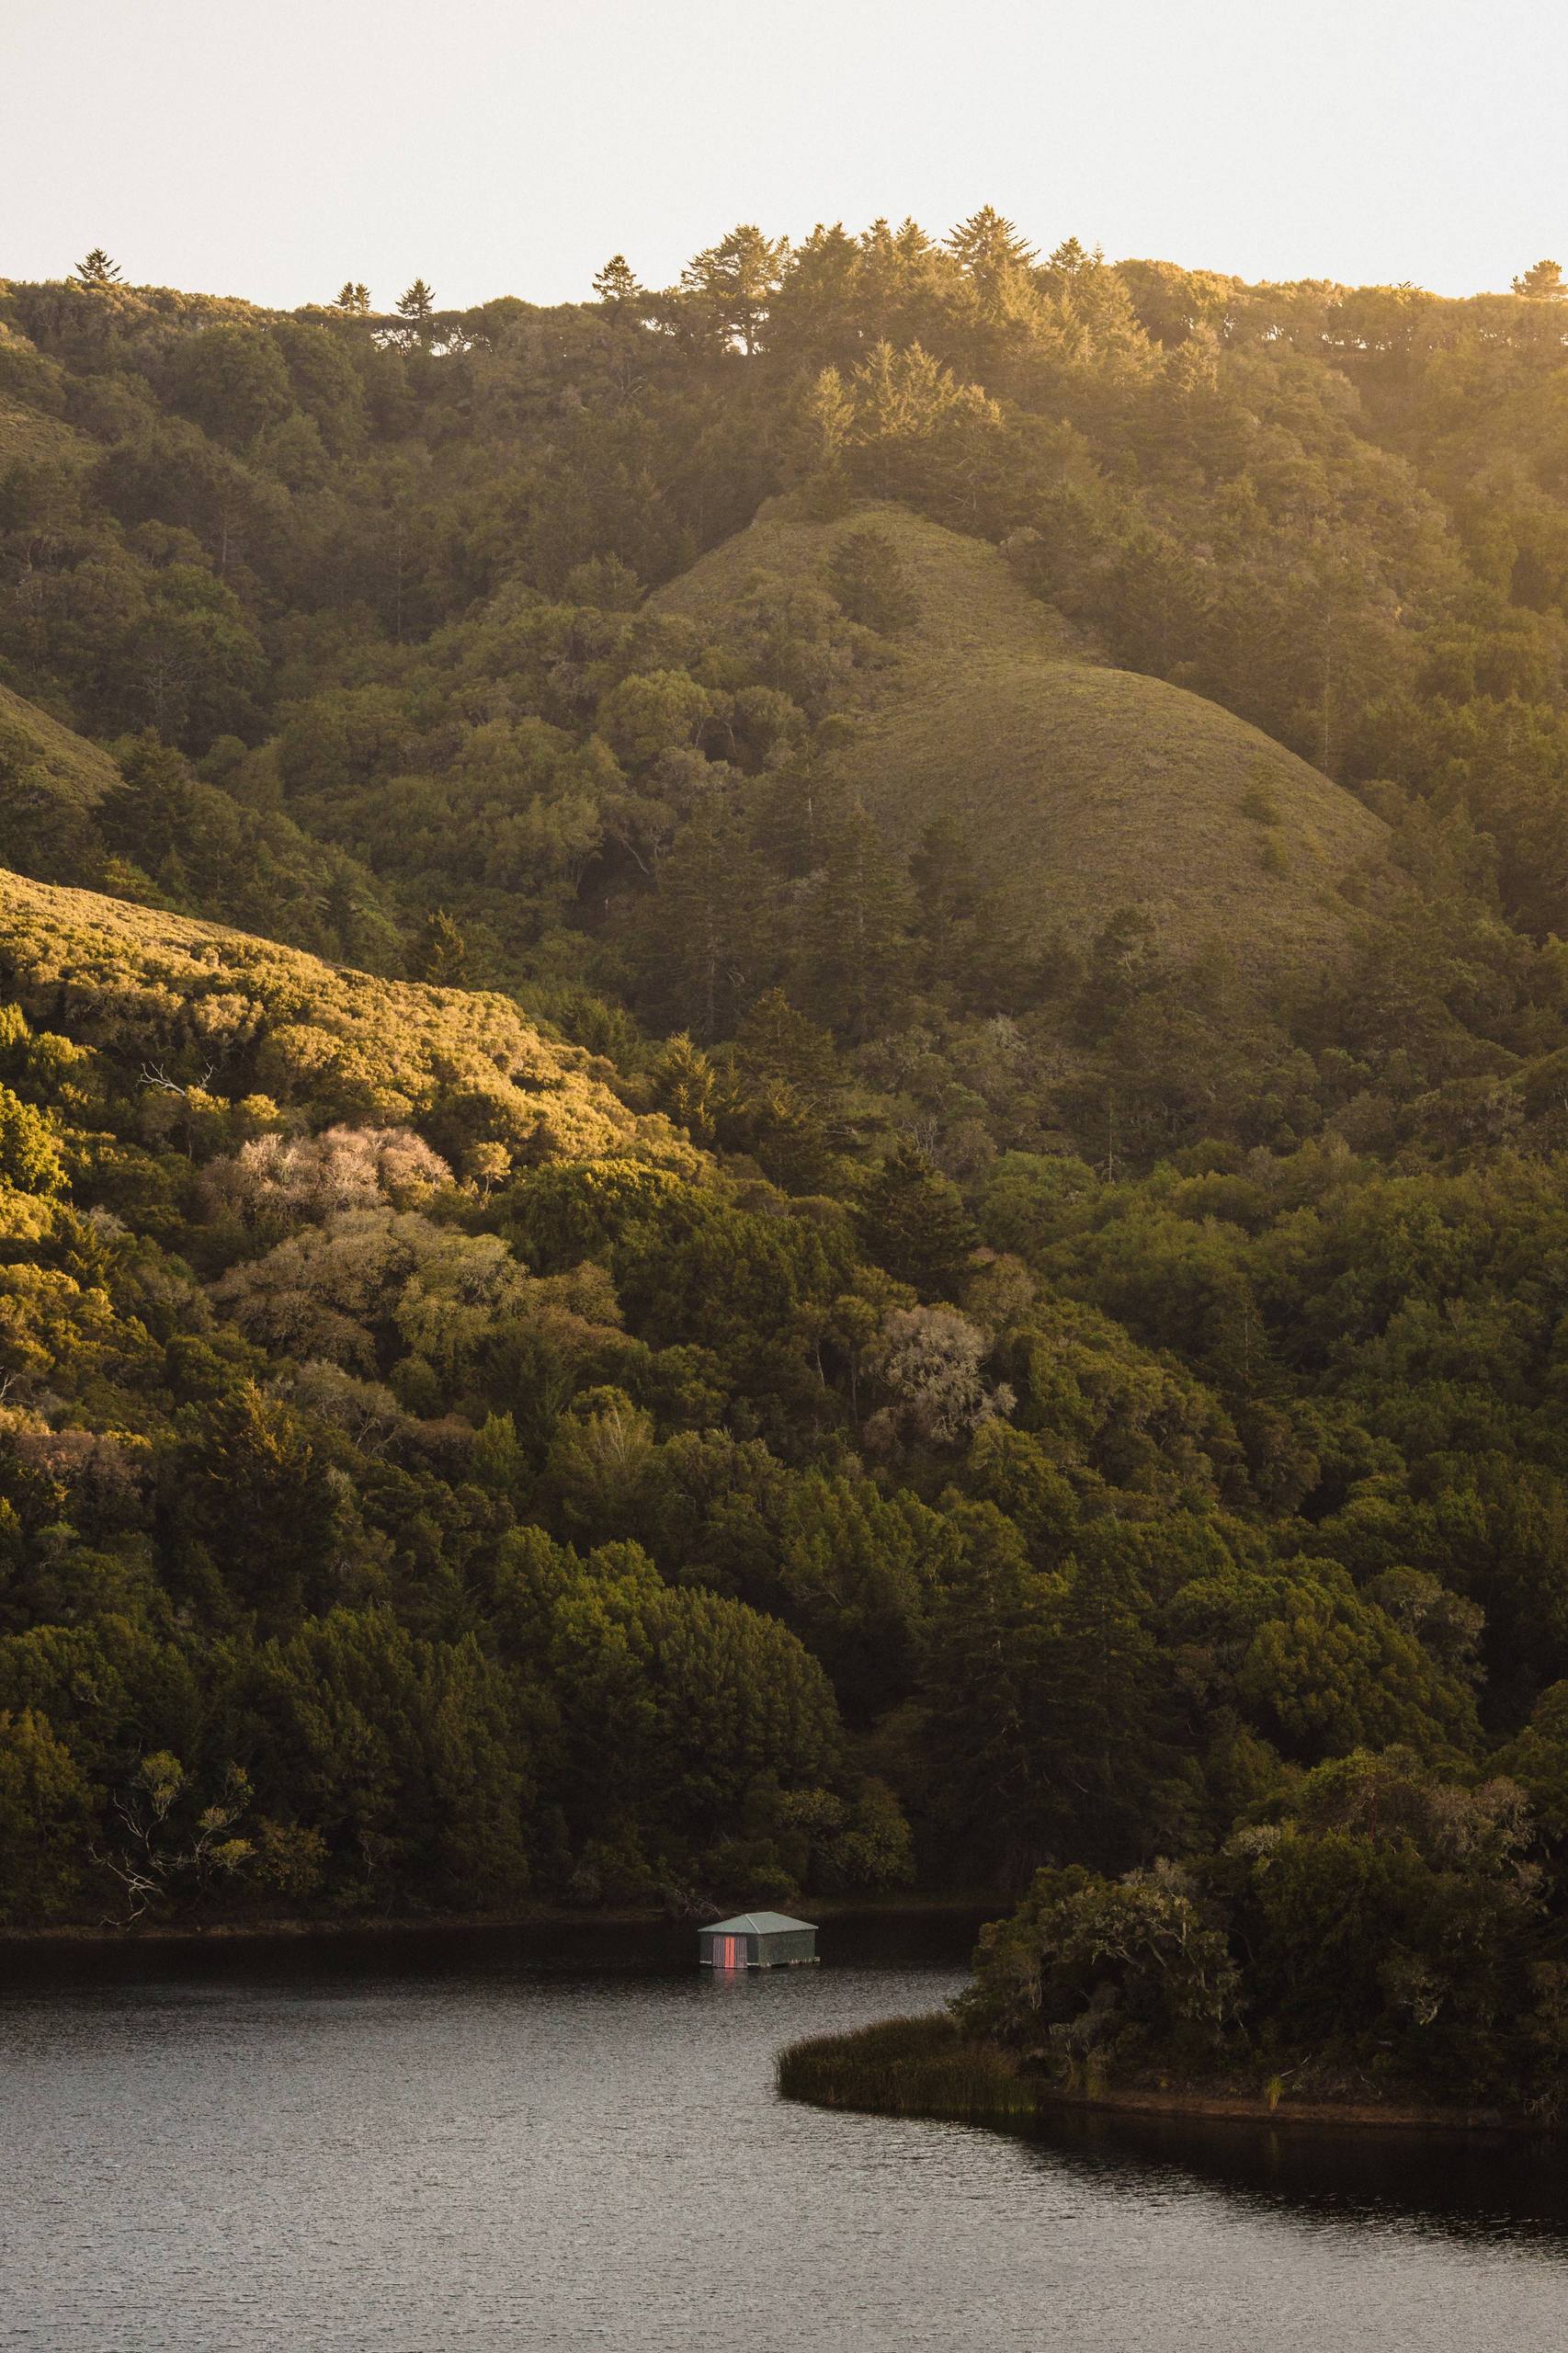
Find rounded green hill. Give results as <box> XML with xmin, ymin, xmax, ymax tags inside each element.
<box><xmin>657</xmin><ymin>500</ymin><xmax>1392</xmax><ymax>969</ymax></box>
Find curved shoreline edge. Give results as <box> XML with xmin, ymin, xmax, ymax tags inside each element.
<box><xmin>776</xmin><ymin>2012</ymin><xmax>1551</xmax><ymax>2139</ymax></box>
<box><xmin>1033</xmin><ymin>2082</ymin><xmax>1542</xmax><ymax>2136</ymax></box>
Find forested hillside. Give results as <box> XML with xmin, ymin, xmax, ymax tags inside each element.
<box><xmin>6</xmin><ymin>223</ymin><xmax>1568</xmax><ymax>2101</ymax></box>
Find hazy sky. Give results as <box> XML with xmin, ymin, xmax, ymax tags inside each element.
<box><xmin>6</xmin><ymin>0</ymin><xmax>1564</xmax><ymax>309</ymax></box>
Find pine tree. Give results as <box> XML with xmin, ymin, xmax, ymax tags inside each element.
<box><xmin>729</xmin><ymin>987</ymin><xmax>857</xmax><ymax>1191</ymax></box>
<box><xmin>650</xmin><ymin>1032</ymin><xmax>725</xmax><ymax>1147</ymax></box>
<box><xmin>790</xmin><ymin>367</ymin><xmax>858</xmax><ymax>511</ymax></box>
<box><xmin>679</xmin><ymin>224</ymin><xmax>790</xmax><ymax>354</ymax></box>
<box><xmin>471</xmin><ymin>1410</ymin><xmax>528</xmax><ymax>1497</ymax></box>
<box><xmin>99</xmin><ymin>733</ymin><xmax>197</xmax><ymax>875</ymax></box>
<box><xmin>645</xmin><ymin>800</ymin><xmax>771</xmax><ymax>1039</ymax></box>
<box><xmin>908</xmin><ymin>812</ymin><xmax>1032</xmax><ymax>1008</ymax></box>
<box><xmin>856</xmin><ymin>1142</ymin><xmax>976</xmax><ymax>1298</ymax></box>
<box><xmin>1038</xmin><ymin>1542</ymin><xmax>1176</xmax><ymax>1870</ymax></box>
<box><xmin>824</xmin><ymin>527</ymin><xmax>919</xmax><ymax>632</ymax></box>
<box><xmin>1046</xmin><ymin>234</ymin><xmax>1093</xmax><ymax>278</ymax></box>
<box><xmin>733</xmin><ymin>988</ymin><xmax>845</xmax><ymax>1109</ymax></box>
<box><xmin>332</xmin><ymin>280</ymin><xmax>372</xmax><ymax>313</ymax></box>
<box><xmin>408</xmin><ymin>908</ymin><xmax>470</xmax><ymax>986</ymax></box>
<box><xmin>909</xmin><ymin>810</ymin><xmax>983</xmax><ymax>933</ymax></box>
<box><xmin>74</xmin><ymin>247</ymin><xmax>121</xmax><ymax>289</ymax></box>
<box><xmin>1074</xmin><ymin>906</ymin><xmax>1158</xmax><ymax>1043</ymax></box>
<box><xmin>1512</xmin><ymin>258</ymin><xmax>1567</xmax><ymax>301</ymax></box>
<box><xmin>395</xmin><ymin>278</ymin><xmax>437</xmax><ymax>346</ymax></box>
<box><xmin>591</xmin><ymin>255</ymin><xmax>644</xmax><ymax>314</ymax></box>
<box><xmin>945</xmin><ymin>208</ymin><xmax>1037</xmax><ymax>281</ymax></box>
<box><xmin>173</xmin><ymin>1382</ymin><xmax>337</xmax><ymax>1628</ymax></box>
<box><xmin>917</xmin><ymin>1502</ymin><xmax>1060</xmax><ymax>1879</ymax></box>
<box><xmin>798</xmin><ymin>799</ymin><xmax>912</xmax><ymax>1036</ymax></box>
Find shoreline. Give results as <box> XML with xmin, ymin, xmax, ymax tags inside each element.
<box><xmin>0</xmin><ymin>1892</ymin><xmax>988</xmax><ymax>1957</ymax></box>
<box><xmin>776</xmin><ymin>2012</ymin><xmax>1552</xmax><ymax>2141</ymax></box>
<box><xmin>1031</xmin><ymin>2080</ymin><xmax>1543</xmax><ymax>2138</ymax></box>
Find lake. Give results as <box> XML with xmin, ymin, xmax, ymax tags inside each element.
<box><xmin>3</xmin><ymin>1915</ymin><xmax>1566</xmax><ymax>2350</ymax></box>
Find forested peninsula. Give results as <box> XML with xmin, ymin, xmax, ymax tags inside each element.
<box><xmin>6</xmin><ymin>223</ymin><xmax>1568</xmax><ymax>2113</ymax></box>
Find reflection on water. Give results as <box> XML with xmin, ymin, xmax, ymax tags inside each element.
<box><xmin>2</xmin><ymin>1915</ymin><xmax>1565</xmax><ymax>2352</ymax></box>
<box><xmin>1026</xmin><ymin>2104</ymin><xmax>1568</xmax><ymax>2248</ymax></box>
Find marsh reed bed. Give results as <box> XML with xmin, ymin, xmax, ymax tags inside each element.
<box><xmin>777</xmin><ymin>2013</ymin><xmax>1038</xmax><ymax>2122</ymax></box>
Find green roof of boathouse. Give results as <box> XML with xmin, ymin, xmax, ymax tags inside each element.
<box><xmin>705</xmin><ymin>1912</ymin><xmax>816</xmax><ymax>1937</ymax></box>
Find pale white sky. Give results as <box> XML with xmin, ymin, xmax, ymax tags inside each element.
<box><xmin>4</xmin><ymin>0</ymin><xmax>1563</xmax><ymax>309</ymax></box>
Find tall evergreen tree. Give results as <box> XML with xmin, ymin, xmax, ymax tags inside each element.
<box><xmin>1038</xmin><ymin>1541</ymin><xmax>1178</xmax><ymax>1870</ymax></box>
<box><xmin>679</xmin><ymin>224</ymin><xmax>790</xmax><ymax>354</ymax></box>
<box><xmin>73</xmin><ymin>247</ymin><xmax>121</xmax><ymax>288</ymax></box>
<box><xmin>727</xmin><ymin>988</ymin><xmax>858</xmax><ymax>1191</ymax></box>
<box><xmin>99</xmin><ymin>734</ymin><xmax>197</xmax><ymax>876</ymax></box>
<box><xmin>797</xmin><ymin>800</ymin><xmax>912</xmax><ymax>1037</ymax></box>
<box><xmin>645</xmin><ymin>800</ymin><xmax>771</xmax><ymax>1039</ymax></box>
<box><xmin>394</xmin><ymin>278</ymin><xmax>437</xmax><ymax>347</ymax></box>
<box><xmin>408</xmin><ymin>908</ymin><xmax>470</xmax><ymax>986</ymax></box>
<box><xmin>856</xmin><ymin>1142</ymin><xmax>976</xmax><ymax>1298</ymax></box>
<box><xmin>1512</xmin><ymin>258</ymin><xmax>1566</xmax><ymax>300</ymax></box>
<box><xmin>591</xmin><ymin>255</ymin><xmax>644</xmax><ymax>313</ymax></box>
<box><xmin>945</xmin><ymin>206</ymin><xmax>1038</xmax><ymax>278</ymax></box>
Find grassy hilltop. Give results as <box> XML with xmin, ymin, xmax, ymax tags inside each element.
<box><xmin>0</xmin><ymin>682</ymin><xmax>119</xmax><ymax>805</ymax></box>
<box><xmin>659</xmin><ymin>497</ymin><xmax>1392</xmax><ymax>967</ymax></box>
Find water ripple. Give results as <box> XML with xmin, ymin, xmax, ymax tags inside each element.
<box><xmin>2</xmin><ymin>1955</ymin><xmax>1565</xmax><ymax>2350</ymax></box>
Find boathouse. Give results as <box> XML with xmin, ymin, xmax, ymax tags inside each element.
<box><xmin>699</xmin><ymin>1912</ymin><xmax>818</xmax><ymax>1969</ymax></box>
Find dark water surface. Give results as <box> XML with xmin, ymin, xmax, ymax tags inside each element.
<box><xmin>4</xmin><ymin>1917</ymin><xmax>1567</xmax><ymax>2350</ymax></box>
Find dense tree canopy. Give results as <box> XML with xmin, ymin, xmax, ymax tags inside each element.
<box><xmin>7</xmin><ymin>223</ymin><xmax>1568</xmax><ymax>2085</ymax></box>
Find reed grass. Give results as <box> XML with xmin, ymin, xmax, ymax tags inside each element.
<box><xmin>777</xmin><ymin>2012</ymin><xmax>1038</xmax><ymax>2122</ymax></box>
